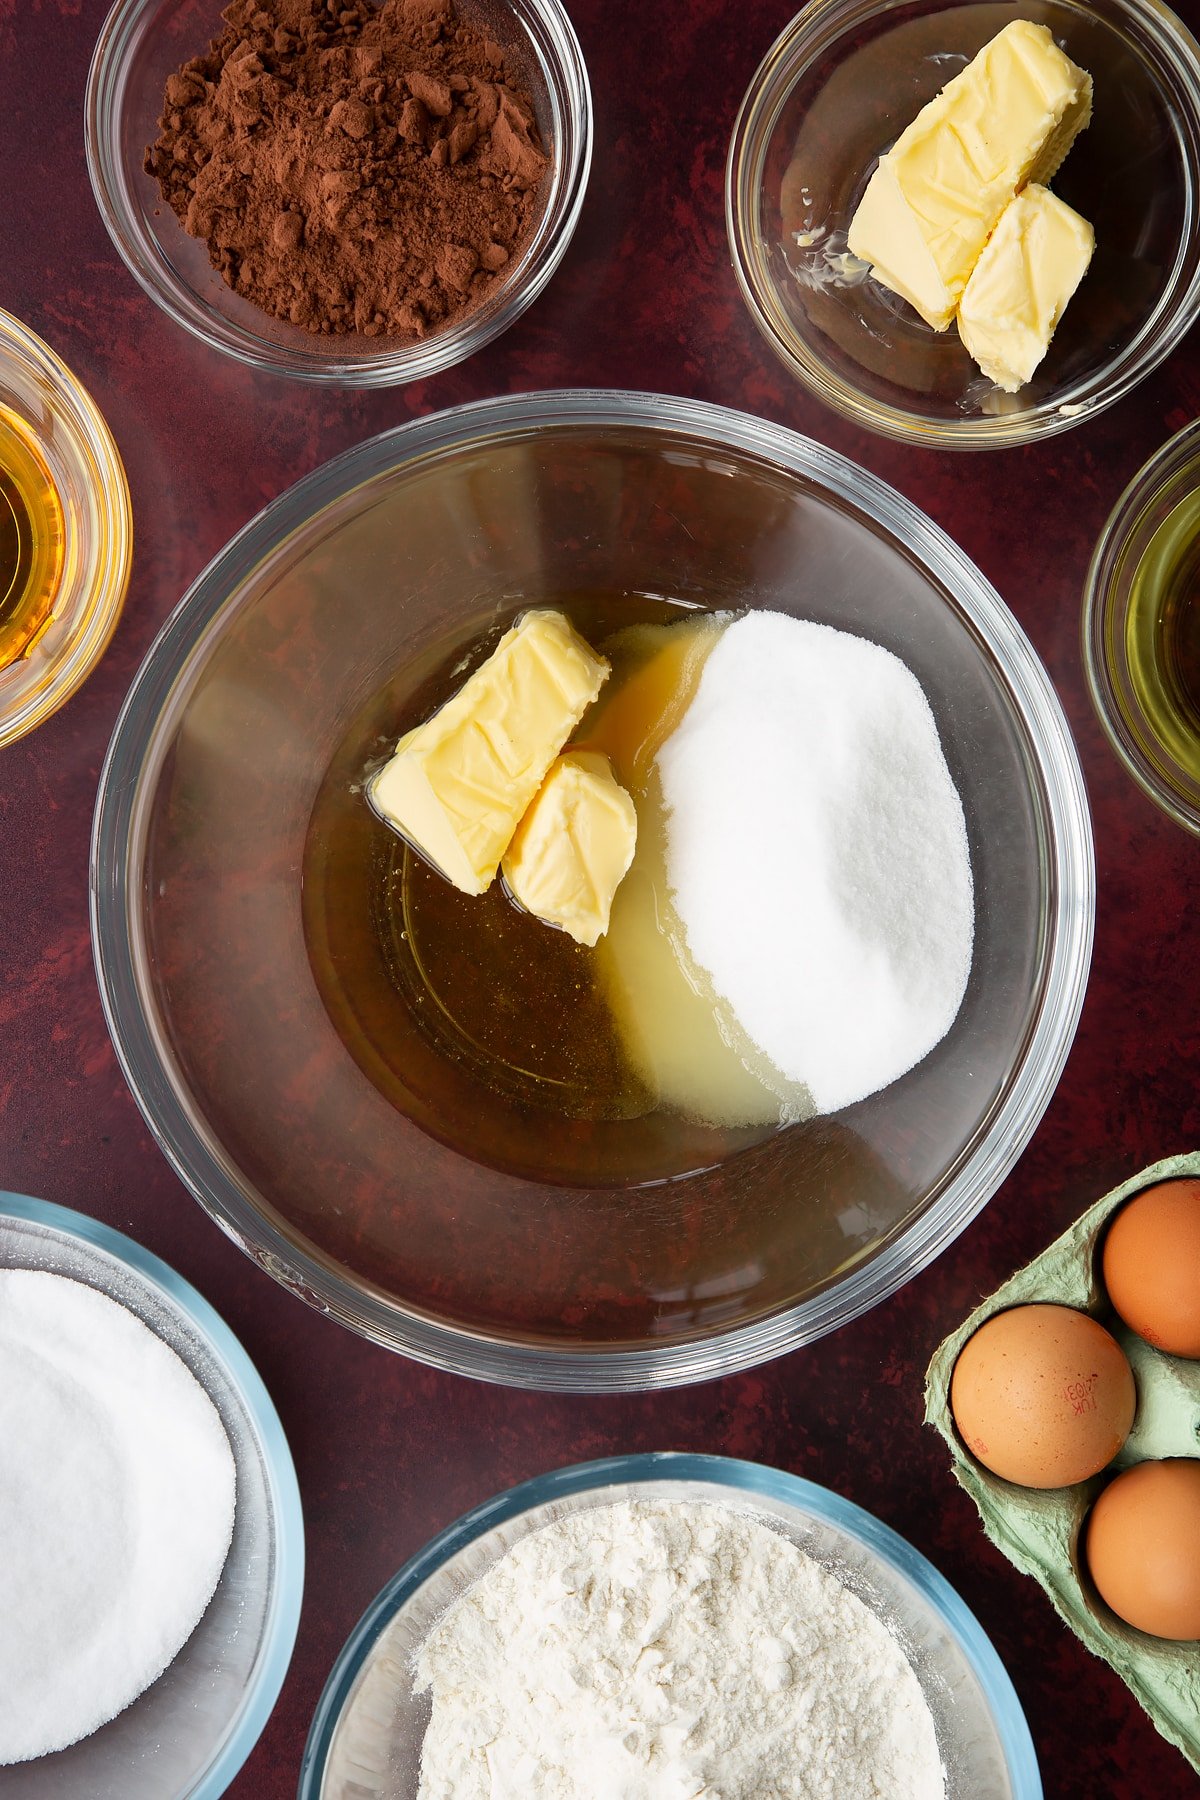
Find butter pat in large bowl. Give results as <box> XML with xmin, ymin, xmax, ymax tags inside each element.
<box><xmin>92</xmin><ymin>391</ymin><xmax>1093</xmax><ymax>1389</ymax></box>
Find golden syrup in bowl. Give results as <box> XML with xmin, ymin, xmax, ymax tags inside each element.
<box><xmin>0</xmin><ymin>405</ymin><xmax>65</xmax><ymax>672</ymax></box>
<box><xmin>0</xmin><ymin>309</ymin><xmax>131</xmax><ymax>747</ymax></box>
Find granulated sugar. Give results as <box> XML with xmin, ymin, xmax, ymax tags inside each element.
<box><xmin>657</xmin><ymin>612</ymin><xmax>974</xmax><ymax>1113</ymax></box>
<box><xmin>414</xmin><ymin>1498</ymin><xmax>946</xmax><ymax>1798</ymax></box>
<box><xmin>0</xmin><ymin>1271</ymin><xmax>236</xmax><ymax>1764</ymax></box>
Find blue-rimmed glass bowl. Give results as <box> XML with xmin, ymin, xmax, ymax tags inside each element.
<box><xmin>0</xmin><ymin>1192</ymin><xmax>304</xmax><ymax>1800</ymax></box>
<box><xmin>299</xmin><ymin>1452</ymin><xmax>1041</xmax><ymax>1798</ymax></box>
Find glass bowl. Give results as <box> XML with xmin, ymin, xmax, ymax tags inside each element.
<box><xmin>727</xmin><ymin>0</ymin><xmax>1200</xmax><ymax>449</ymax></box>
<box><xmin>0</xmin><ymin>1191</ymin><xmax>303</xmax><ymax>1800</ymax></box>
<box><xmin>91</xmin><ymin>390</ymin><xmax>1094</xmax><ymax>1390</ymax></box>
<box><xmin>298</xmin><ymin>1452</ymin><xmax>1042</xmax><ymax>1799</ymax></box>
<box><xmin>1083</xmin><ymin>418</ymin><xmax>1200</xmax><ymax>834</ymax></box>
<box><xmin>85</xmin><ymin>0</ymin><xmax>591</xmax><ymax>386</ymax></box>
<box><xmin>0</xmin><ymin>310</ymin><xmax>132</xmax><ymax>747</ymax></box>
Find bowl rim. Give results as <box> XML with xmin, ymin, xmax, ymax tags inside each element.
<box><xmin>90</xmin><ymin>388</ymin><xmax>1095</xmax><ymax>1392</ymax></box>
<box><xmin>0</xmin><ymin>1188</ymin><xmax>305</xmax><ymax>1799</ymax></box>
<box><xmin>0</xmin><ymin>309</ymin><xmax>133</xmax><ymax>747</ymax></box>
<box><xmin>1082</xmin><ymin>414</ymin><xmax>1200</xmax><ymax>835</ymax></box>
<box><xmin>296</xmin><ymin>1450</ymin><xmax>1044</xmax><ymax>1799</ymax></box>
<box><xmin>84</xmin><ymin>0</ymin><xmax>593</xmax><ymax>388</ymax></box>
<box><xmin>725</xmin><ymin>0</ymin><xmax>1200</xmax><ymax>450</ymax></box>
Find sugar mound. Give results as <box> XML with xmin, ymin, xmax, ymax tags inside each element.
<box><xmin>657</xmin><ymin>612</ymin><xmax>974</xmax><ymax>1113</ymax></box>
<box><xmin>0</xmin><ymin>1271</ymin><xmax>237</xmax><ymax>1764</ymax></box>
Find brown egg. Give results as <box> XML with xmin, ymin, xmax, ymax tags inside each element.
<box><xmin>950</xmin><ymin>1303</ymin><xmax>1135</xmax><ymax>1488</ymax></box>
<box><xmin>1102</xmin><ymin>1178</ymin><xmax>1200</xmax><ymax>1358</ymax></box>
<box><xmin>1085</xmin><ymin>1459</ymin><xmax>1200</xmax><ymax>1639</ymax></box>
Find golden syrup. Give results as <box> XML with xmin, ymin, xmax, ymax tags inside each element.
<box><xmin>0</xmin><ymin>405</ymin><xmax>65</xmax><ymax>672</ymax></box>
<box><xmin>302</xmin><ymin>596</ymin><xmax>782</xmax><ymax>1184</ymax></box>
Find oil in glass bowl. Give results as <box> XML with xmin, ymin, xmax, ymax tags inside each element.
<box><xmin>1122</xmin><ymin>489</ymin><xmax>1200</xmax><ymax>785</ymax></box>
<box><xmin>1086</xmin><ymin>424</ymin><xmax>1200</xmax><ymax>835</ymax></box>
<box><xmin>0</xmin><ymin>405</ymin><xmax>64</xmax><ymax>671</ymax></box>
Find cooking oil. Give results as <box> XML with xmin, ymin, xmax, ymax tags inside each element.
<box><xmin>1120</xmin><ymin>487</ymin><xmax>1200</xmax><ymax>783</ymax></box>
<box><xmin>0</xmin><ymin>404</ymin><xmax>64</xmax><ymax>672</ymax></box>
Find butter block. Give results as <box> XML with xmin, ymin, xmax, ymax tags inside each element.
<box><xmin>847</xmin><ymin>20</ymin><xmax>1092</xmax><ymax>330</ymax></box>
<box><xmin>368</xmin><ymin>612</ymin><xmax>609</xmax><ymax>896</ymax></box>
<box><xmin>502</xmin><ymin>751</ymin><xmax>637</xmax><ymax>946</ymax></box>
<box><xmin>957</xmin><ymin>183</ymin><xmax>1094</xmax><ymax>391</ymax></box>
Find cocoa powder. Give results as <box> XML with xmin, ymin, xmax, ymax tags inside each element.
<box><xmin>145</xmin><ymin>0</ymin><xmax>549</xmax><ymax>340</ymax></box>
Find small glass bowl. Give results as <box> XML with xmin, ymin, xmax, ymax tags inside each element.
<box><xmin>298</xmin><ymin>1453</ymin><xmax>1042</xmax><ymax>1799</ymax></box>
<box><xmin>0</xmin><ymin>1191</ymin><xmax>304</xmax><ymax>1800</ymax></box>
<box><xmin>85</xmin><ymin>0</ymin><xmax>591</xmax><ymax>386</ymax></box>
<box><xmin>727</xmin><ymin>0</ymin><xmax>1200</xmax><ymax>449</ymax></box>
<box><xmin>0</xmin><ymin>311</ymin><xmax>132</xmax><ymax>748</ymax></box>
<box><xmin>1083</xmin><ymin>418</ymin><xmax>1200</xmax><ymax>833</ymax></box>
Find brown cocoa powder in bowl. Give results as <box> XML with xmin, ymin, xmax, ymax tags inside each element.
<box><xmin>145</xmin><ymin>0</ymin><xmax>549</xmax><ymax>340</ymax></box>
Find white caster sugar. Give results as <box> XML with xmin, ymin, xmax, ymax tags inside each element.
<box><xmin>657</xmin><ymin>612</ymin><xmax>974</xmax><ymax>1113</ymax></box>
<box><xmin>0</xmin><ymin>1270</ymin><xmax>236</xmax><ymax>1764</ymax></box>
<box><xmin>414</xmin><ymin>1498</ymin><xmax>945</xmax><ymax>1798</ymax></box>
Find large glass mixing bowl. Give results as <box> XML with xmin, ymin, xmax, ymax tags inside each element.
<box><xmin>91</xmin><ymin>392</ymin><xmax>1094</xmax><ymax>1389</ymax></box>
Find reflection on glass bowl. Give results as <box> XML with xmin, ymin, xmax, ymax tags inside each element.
<box><xmin>298</xmin><ymin>1454</ymin><xmax>1042</xmax><ymax>1800</ymax></box>
<box><xmin>91</xmin><ymin>392</ymin><xmax>1093</xmax><ymax>1390</ymax></box>
<box><xmin>727</xmin><ymin>0</ymin><xmax>1200</xmax><ymax>448</ymax></box>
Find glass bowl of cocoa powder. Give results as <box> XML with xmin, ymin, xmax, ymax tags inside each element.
<box><xmin>86</xmin><ymin>0</ymin><xmax>590</xmax><ymax>385</ymax></box>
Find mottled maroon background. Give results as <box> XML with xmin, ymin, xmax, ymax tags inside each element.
<box><xmin>3</xmin><ymin>0</ymin><xmax>1200</xmax><ymax>1794</ymax></box>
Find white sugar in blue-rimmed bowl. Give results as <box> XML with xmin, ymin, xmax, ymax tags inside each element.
<box><xmin>0</xmin><ymin>1191</ymin><xmax>304</xmax><ymax>1800</ymax></box>
<box><xmin>299</xmin><ymin>1452</ymin><xmax>1040</xmax><ymax>1799</ymax></box>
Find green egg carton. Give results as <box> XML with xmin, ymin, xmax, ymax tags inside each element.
<box><xmin>924</xmin><ymin>1152</ymin><xmax>1200</xmax><ymax>1776</ymax></box>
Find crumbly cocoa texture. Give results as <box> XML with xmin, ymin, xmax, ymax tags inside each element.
<box><xmin>145</xmin><ymin>0</ymin><xmax>549</xmax><ymax>340</ymax></box>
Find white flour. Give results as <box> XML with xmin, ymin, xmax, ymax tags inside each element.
<box><xmin>414</xmin><ymin>1499</ymin><xmax>946</xmax><ymax>1799</ymax></box>
<box><xmin>0</xmin><ymin>1271</ymin><xmax>237</xmax><ymax>1764</ymax></box>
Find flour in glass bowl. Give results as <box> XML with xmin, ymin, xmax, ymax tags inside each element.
<box><xmin>413</xmin><ymin>1498</ymin><xmax>946</xmax><ymax>1798</ymax></box>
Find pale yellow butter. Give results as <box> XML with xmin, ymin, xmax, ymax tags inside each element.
<box><xmin>847</xmin><ymin>20</ymin><xmax>1092</xmax><ymax>330</ymax></box>
<box><xmin>502</xmin><ymin>751</ymin><xmax>637</xmax><ymax>946</ymax></box>
<box><xmin>368</xmin><ymin>612</ymin><xmax>609</xmax><ymax>896</ymax></box>
<box><xmin>957</xmin><ymin>183</ymin><xmax>1094</xmax><ymax>391</ymax></box>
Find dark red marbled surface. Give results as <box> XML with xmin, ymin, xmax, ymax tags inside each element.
<box><xmin>3</xmin><ymin>0</ymin><xmax>1200</xmax><ymax>1794</ymax></box>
